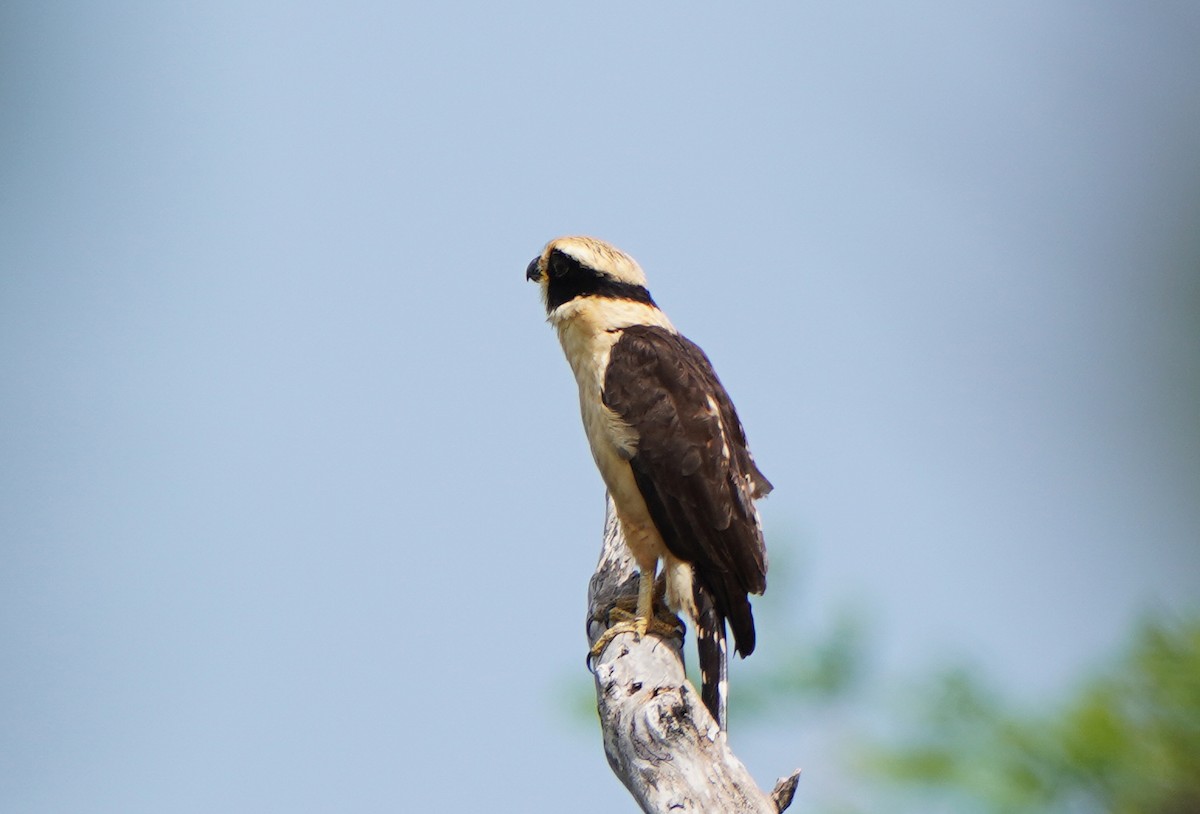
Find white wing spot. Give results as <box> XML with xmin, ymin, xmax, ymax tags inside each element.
<box><xmin>706</xmin><ymin>395</ymin><xmax>732</xmax><ymax>462</ymax></box>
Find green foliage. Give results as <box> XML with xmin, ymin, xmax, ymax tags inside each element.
<box><xmin>871</xmin><ymin>615</ymin><xmax>1200</xmax><ymax>814</ymax></box>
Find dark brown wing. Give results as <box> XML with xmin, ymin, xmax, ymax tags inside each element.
<box><xmin>603</xmin><ymin>324</ymin><xmax>770</xmax><ymax>657</ymax></box>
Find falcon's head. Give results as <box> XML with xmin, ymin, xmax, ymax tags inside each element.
<box><xmin>525</xmin><ymin>236</ymin><xmax>656</xmax><ymax>315</ymax></box>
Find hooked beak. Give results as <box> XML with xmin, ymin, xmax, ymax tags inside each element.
<box><xmin>525</xmin><ymin>256</ymin><xmax>543</xmax><ymax>282</ymax></box>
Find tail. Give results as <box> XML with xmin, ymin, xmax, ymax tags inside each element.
<box><xmin>694</xmin><ymin>583</ymin><xmax>729</xmax><ymax>731</ymax></box>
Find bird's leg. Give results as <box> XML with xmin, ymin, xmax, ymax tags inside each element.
<box><xmin>606</xmin><ymin>567</ymin><xmax>655</xmax><ymax>635</ymax></box>
<box><xmin>589</xmin><ymin>567</ymin><xmax>681</xmax><ymax>658</ymax></box>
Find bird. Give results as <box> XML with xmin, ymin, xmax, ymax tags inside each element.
<box><xmin>526</xmin><ymin>235</ymin><xmax>771</xmax><ymax>731</ymax></box>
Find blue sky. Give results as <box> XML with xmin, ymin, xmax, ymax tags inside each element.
<box><xmin>2</xmin><ymin>2</ymin><xmax>1198</xmax><ymax>811</ymax></box>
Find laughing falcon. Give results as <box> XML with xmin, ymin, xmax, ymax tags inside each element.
<box><xmin>526</xmin><ymin>236</ymin><xmax>771</xmax><ymax>731</ymax></box>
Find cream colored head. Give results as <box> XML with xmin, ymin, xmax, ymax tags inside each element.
<box><xmin>525</xmin><ymin>236</ymin><xmax>654</xmax><ymax>314</ymax></box>
<box><xmin>535</xmin><ymin>236</ymin><xmax>648</xmax><ymax>286</ymax></box>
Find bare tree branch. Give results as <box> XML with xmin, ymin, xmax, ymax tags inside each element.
<box><xmin>587</xmin><ymin>496</ymin><xmax>801</xmax><ymax>813</ymax></box>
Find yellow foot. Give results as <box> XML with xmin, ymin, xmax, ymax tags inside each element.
<box><xmin>588</xmin><ymin>606</ymin><xmax>681</xmax><ymax>659</ymax></box>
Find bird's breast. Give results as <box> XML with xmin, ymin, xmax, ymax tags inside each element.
<box><xmin>554</xmin><ymin>320</ymin><xmax>666</xmax><ymax>568</ymax></box>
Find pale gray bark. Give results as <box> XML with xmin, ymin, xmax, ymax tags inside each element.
<box><xmin>587</xmin><ymin>496</ymin><xmax>801</xmax><ymax>813</ymax></box>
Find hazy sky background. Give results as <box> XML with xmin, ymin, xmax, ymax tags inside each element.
<box><xmin>2</xmin><ymin>2</ymin><xmax>1198</xmax><ymax>812</ymax></box>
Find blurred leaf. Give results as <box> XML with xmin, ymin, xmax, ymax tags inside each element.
<box><xmin>869</xmin><ymin>613</ymin><xmax>1200</xmax><ymax>814</ymax></box>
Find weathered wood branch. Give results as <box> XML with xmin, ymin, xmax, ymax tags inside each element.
<box><xmin>587</xmin><ymin>496</ymin><xmax>801</xmax><ymax>813</ymax></box>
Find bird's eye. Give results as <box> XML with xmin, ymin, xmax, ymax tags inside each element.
<box><xmin>548</xmin><ymin>249</ymin><xmax>578</xmax><ymax>279</ymax></box>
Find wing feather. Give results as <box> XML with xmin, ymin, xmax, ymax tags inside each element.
<box><xmin>602</xmin><ymin>325</ymin><xmax>770</xmax><ymax>657</ymax></box>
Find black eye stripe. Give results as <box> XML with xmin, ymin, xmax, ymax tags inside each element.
<box><xmin>543</xmin><ymin>250</ymin><xmax>656</xmax><ymax>312</ymax></box>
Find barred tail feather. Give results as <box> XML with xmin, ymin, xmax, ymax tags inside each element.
<box><xmin>694</xmin><ymin>583</ymin><xmax>729</xmax><ymax>732</ymax></box>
